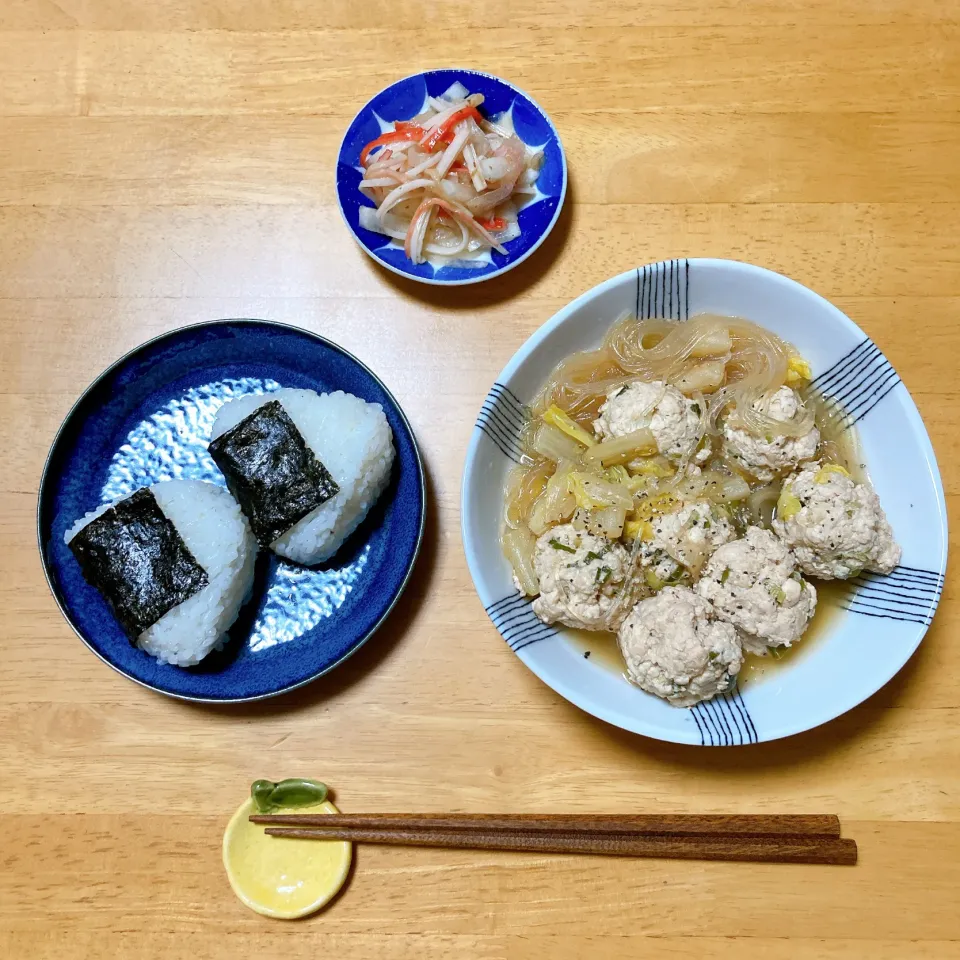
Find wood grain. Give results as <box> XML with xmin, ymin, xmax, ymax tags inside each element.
<box><xmin>0</xmin><ymin>0</ymin><xmax>958</xmax><ymax>956</ymax></box>
<box><xmin>1</xmin><ymin>113</ymin><xmax>958</xmax><ymax>206</ymax></box>
<box><xmin>3</xmin><ymin>0</ymin><xmax>958</xmax><ymax>30</ymax></box>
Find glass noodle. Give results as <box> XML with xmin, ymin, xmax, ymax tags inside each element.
<box><xmin>536</xmin><ymin>313</ymin><xmax>815</xmax><ymax>438</ymax></box>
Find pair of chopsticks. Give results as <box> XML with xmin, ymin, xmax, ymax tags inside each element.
<box><xmin>249</xmin><ymin>813</ymin><xmax>857</xmax><ymax>865</ymax></box>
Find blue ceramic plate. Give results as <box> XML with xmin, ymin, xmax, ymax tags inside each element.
<box><xmin>38</xmin><ymin>320</ymin><xmax>426</xmax><ymax>703</ymax></box>
<box><xmin>337</xmin><ymin>68</ymin><xmax>567</xmax><ymax>286</ymax></box>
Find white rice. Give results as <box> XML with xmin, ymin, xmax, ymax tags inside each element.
<box><xmin>211</xmin><ymin>388</ymin><xmax>395</xmax><ymax>566</ymax></box>
<box><xmin>65</xmin><ymin>480</ymin><xmax>257</xmax><ymax>667</ymax></box>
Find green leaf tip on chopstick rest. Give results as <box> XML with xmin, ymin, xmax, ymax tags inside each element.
<box><xmin>250</xmin><ymin>778</ymin><xmax>329</xmax><ymax>813</ymax></box>
<box><xmin>250</xmin><ymin>780</ymin><xmax>277</xmax><ymax>812</ymax></box>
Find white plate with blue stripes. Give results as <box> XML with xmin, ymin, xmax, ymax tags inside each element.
<box><xmin>461</xmin><ymin>259</ymin><xmax>948</xmax><ymax>745</ymax></box>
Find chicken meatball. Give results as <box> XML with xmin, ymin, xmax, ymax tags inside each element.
<box><xmin>617</xmin><ymin>586</ymin><xmax>743</xmax><ymax>707</ymax></box>
<box><xmin>531</xmin><ymin>524</ymin><xmax>635</xmax><ymax>631</ymax></box>
<box><xmin>639</xmin><ymin>500</ymin><xmax>736</xmax><ymax>586</ymax></box>
<box><xmin>594</xmin><ymin>381</ymin><xmax>702</xmax><ymax>462</ymax></box>
<box><xmin>697</xmin><ymin>526</ymin><xmax>817</xmax><ymax>655</ymax></box>
<box><xmin>723</xmin><ymin>386</ymin><xmax>820</xmax><ymax>483</ymax></box>
<box><xmin>772</xmin><ymin>463</ymin><xmax>901</xmax><ymax>579</ymax></box>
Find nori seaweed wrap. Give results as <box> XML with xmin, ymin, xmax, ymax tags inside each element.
<box><xmin>207</xmin><ymin>400</ymin><xmax>340</xmax><ymax>547</ymax></box>
<box><xmin>68</xmin><ymin>488</ymin><xmax>210</xmax><ymax>639</ymax></box>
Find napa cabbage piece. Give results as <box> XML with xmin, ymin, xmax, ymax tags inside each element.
<box><xmin>528</xmin><ymin>466</ymin><xmax>577</xmax><ymax>535</ymax></box>
<box><xmin>574</xmin><ymin>504</ymin><xmax>628</xmax><ymax>539</ymax></box>
<box><xmin>777</xmin><ymin>484</ymin><xmax>802</xmax><ymax>520</ymax></box>
<box><xmin>531</xmin><ymin>421</ymin><xmax>586</xmax><ymax>462</ymax></box>
<box><xmin>580</xmin><ymin>428</ymin><xmax>658</xmax><ymax>467</ymax></box>
<box><xmin>815</xmin><ymin>463</ymin><xmax>850</xmax><ymax>483</ymax></box>
<box><xmin>567</xmin><ymin>472</ymin><xmax>634</xmax><ymax>511</ymax></box>
<box><xmin>502</xmin><ymin>526</ymin><xmax>539</xmax><ymax>595</ymax></box>
<box><xmin>542</xmin><ymin>404</ymin><xmax>595</xmax><ymax>447</ymax></box>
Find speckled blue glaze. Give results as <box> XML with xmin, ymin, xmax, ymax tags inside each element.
<box><xmin>337</xmin><ymin>69</ymin><xmax>567</xmax><ymax>286</ymax></box>
<box><xmin>38</xmin><ymin>321</ymin><xmax>425</xmax><ymax>702</ymax></box>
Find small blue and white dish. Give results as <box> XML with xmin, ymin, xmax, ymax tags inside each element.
<box><xmin>336</xmin><ymin>68</ymin><xmax>567</xmax><ymax>286</ymax></box>
<box><xmin>462</xmin><ymin>260</ymin><xmax>948</xmax><ymax>745</ymax></box>
<box><xmin>38</xmin><ymin>320</ymin><xmax>426</xmax><ymax>703</ymax></box>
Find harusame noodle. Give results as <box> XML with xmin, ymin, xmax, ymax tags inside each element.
<box><xmin>537</xmin><ymin>314</ymin><xmax>813</xmax><ymax>438</ymax></box>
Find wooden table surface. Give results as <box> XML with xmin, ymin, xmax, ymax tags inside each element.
<box><xmin>2</xmin><ymin>1</ymin><xmax>958</xmax><ymax>957</ymax></box>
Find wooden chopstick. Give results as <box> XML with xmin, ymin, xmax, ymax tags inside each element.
<box><xmin>261</xmin><ymin>825</ymin><xmax>857</xmax><ymax>865</ymax></box>
<box><xmin>249</xmin><ymin>812</ymin><xmax>842</xmax><ymax>839</ymax></box>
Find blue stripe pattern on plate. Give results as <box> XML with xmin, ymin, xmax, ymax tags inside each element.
<box><xmin>841</xmin><ymin>565</ymin><xmax>944</xmax><ymax>626</ymax></box>
<box><xmin>485</xmin><ymin>593</ymin><xmax>557</xmax><ymax>652</ymax></box>
<box><xmin>635</xmin><ymin>259</ymin><xmax>691</xmax><ymax>321</ymax></box>
<box><xmin>690</xmin><ymin>686</ymin><xmax>759</xmax><ymax>746</ymax></box>
<box><xmin>806</xmin><ymin>339</ymin><xmax>901</xmax><ymax>429</ymax></box>
<box><xmin>475</xmin><ymin>383</ymin><xmax>529</xmax><ymax>464</ymax></box>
